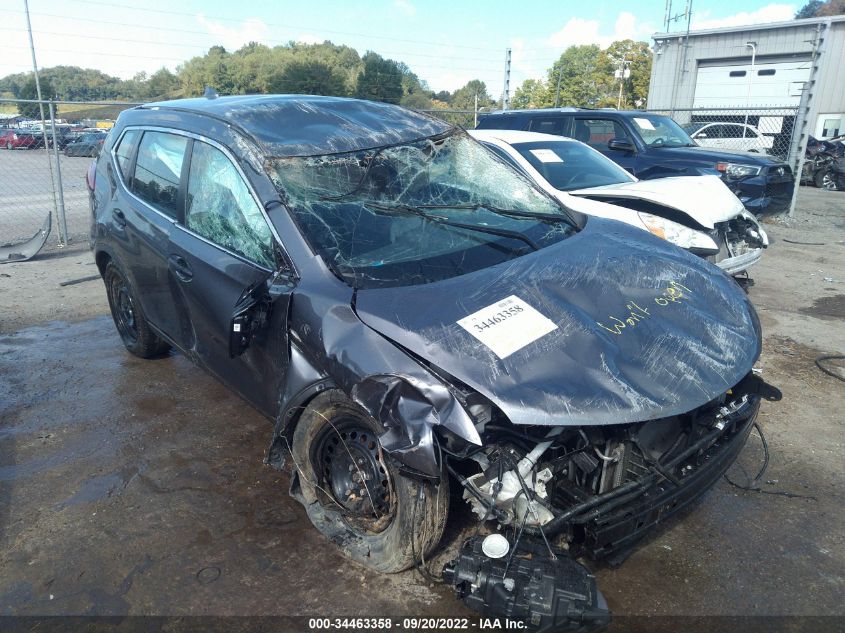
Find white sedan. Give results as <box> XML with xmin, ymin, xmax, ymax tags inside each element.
<box><xmin>469</xmin><ymin>129</ymin><xmax>768</xmax><ymax>276</ymax></box>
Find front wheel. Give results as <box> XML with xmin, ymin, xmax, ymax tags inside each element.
<box><xmin>104</xmin><ymin>261</ymin><xmax>170</xmax><ymax>358</ymax></box>
<box><xmin>821</xmin><ymin>170</ymin><xmax>839</xmax><ymax>191</ymax></box>
<box><xmin>292</xmin><ymin>390</ymin><xmax>448</xmax><ymax>573</ymax></box>
<box><xmin>5</xmin><ymin>142</ymin><xmax>11</xmax><ymax>150</ymax></box>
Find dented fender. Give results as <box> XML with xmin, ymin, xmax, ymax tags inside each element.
<box><xmin>266</xmin><ymin>275</ymin><xmax>480</xmax><ymax>479</ymax></box>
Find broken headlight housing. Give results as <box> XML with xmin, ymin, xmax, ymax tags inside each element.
<box><xmin>716</xmin><ymin>162</ymin><xmax>761</xmax><ymax>179</ymax></box>
<box><xmin>637</xmin><ymin>212</ymin><xmax>719</xmax><ymax>253</ymax></box>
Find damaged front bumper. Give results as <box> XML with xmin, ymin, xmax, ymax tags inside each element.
<box><xmin>574</xmin><ymin>399</ymin><xmax>757</xmax><ymax>561</ymax></box>
<box><xmin>452</xmin><ymin>379</ymin><xmax>765</xmax><ymax>561</ymax></box>
<box><xmin>442</xmin><ymin>381</ymin><xmax>766</xmax><ymax>631</ymax></box>
<box><xmin>711</xmin><ymin>213</ymin><xmax>768</xmax><ymax>276</ymax></box>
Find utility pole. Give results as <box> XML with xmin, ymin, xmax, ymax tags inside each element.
<box><xmin>743</xmin><ymin>42</ymin><xmax>757</xmax><ymax>139</ymax></box>
<box><xmin>501</xmin><ymin>48</ymin><xmax>511</xmax><ymax>110</ymax></box>
<box><xmin>615</xmin><ymin>58</ymin><xmax>631</xmax><ymax>109</ymax></box>
<box><xmin>554</xmin><ymin>62</ymin><xmax>563</xmax><ymax>108</ymax></box>
<box><xmin>24</xmin><ymin>0</ymin><xmax>65</xmax><ymax>246</ymax></box>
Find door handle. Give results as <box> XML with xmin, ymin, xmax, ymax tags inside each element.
<box><xmin>168</xmin><ymin>254</ymin><xmax>193</xmax><ymax>282</ymax></box>
<box><xmin>113</xmin><ymin>208</ymin><xmax>126</xmax><ymax>227</ymax></box>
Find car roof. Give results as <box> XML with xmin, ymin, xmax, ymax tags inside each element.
<box><xmin>470</xmin><ymin>129</ymin><xmax>577</xmax><ymax>145</ymax></box>
<box><xmin>138</xmin><ymin>94</ymin><xmax>454</xmax><ymax>157</ymax></box>
<box><xmin>482</xmin><ymin>108</ymin><xmax>656</xmax><ymax>118</ymax></box>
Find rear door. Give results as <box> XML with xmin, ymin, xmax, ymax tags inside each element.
<box><xmin>113</xmin><ymin>128</ymin><xmax>188</xmax><ymax>341</ymax></box>
<box><xmin>166</xmin><ymin>137</ymin><xmax>293</xmax><ymax>416</ymax></box>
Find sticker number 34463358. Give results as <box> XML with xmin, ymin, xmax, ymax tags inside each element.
<box><xmin>456</xmin><ymin>295</ymin><xmax>558</xmax><ymax>359</ymax></box>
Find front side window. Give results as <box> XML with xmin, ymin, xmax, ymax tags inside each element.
<box><xmin>514</xmin><ymin>140</ymin><xmax>635</xmax><ymax>191</ymax></box>
<box><xmin>572</xmin><ymin>119</ymin><xmax>631</xmax><ymax>149</ymax></box>
<box><xmin>186</xmin><ymin>141</ymin><xmax>275</xmax><ymax>269</ymax></box>
<box><xmin>132</xmin><ymin>131</ymin><xmax>188</xmax><ymax>217</ymax></box>
<box><xmin>269</xmin><ymin>132</ymin><xmax>576</xmax><ymax>289</ymax></box>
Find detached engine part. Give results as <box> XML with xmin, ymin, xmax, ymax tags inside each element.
<box><xmin>443</xmin><ymin>536</ymin><xmax>611</xmax><ymax>632</ymax></box>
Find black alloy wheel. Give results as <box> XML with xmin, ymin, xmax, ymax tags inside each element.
<box><xmin>103</xmin><ymin>261</ymin><xmax>170</xmax><ymax>358</ymax></box>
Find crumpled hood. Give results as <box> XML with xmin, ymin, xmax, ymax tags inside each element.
<box><xmin>354</xmin><ymin>217</ymin><xmax>761</xmax><ymax>427</ymax></box>
<box><xmin>569</xmin><ymin>175</ymin><xmax>744</xmax><ymax>229</ymax></box>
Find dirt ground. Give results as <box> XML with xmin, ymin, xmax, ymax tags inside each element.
<box><xmin>1</xmin><ymin>187</ymin><xmax>844</xmax><ymax>631</ymax></box>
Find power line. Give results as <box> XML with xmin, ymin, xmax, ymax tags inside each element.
<box><xmin>11</xmin><ymin>4</ymin><xmax>502</xmax><ymax>52</ymax></box>
<box><xmin>0</xmin><ymin>25</ymin><xmax>505</xmax><ymax>67</ymax></box>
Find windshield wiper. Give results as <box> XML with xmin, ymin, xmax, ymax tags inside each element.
<box><xmin>363</xmin><ymin>202</ymin><xmax>540</xmax><ymax>251</ymax></box>
<box><xmin>414</xmin><ymin>203</ymin><xmax>574</xmax><ymax>225</ymax></box>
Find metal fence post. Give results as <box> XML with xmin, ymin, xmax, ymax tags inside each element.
<box><xmin>48</xmin><ymin>100</ymin><xmax>69</xmax><ymax>245</ymax></box>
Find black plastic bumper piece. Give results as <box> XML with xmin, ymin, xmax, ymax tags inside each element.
<box><xmin>579</xmin><ymin>406</ymin><xmax>758</xmax><ymax>562</ymax></box>
<box><xmin>443</xmin><ymin>537</ymin><xmax>611</xmax><ymax>632</ymax></box>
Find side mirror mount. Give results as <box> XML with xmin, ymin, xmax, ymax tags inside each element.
<box><xmin>608</xmin><ymin>138</ymin><xmax>635</xmax><ymax>153</ymax></box>
<box><xmin>228</xmin><ymin>269</ymin><xmax>295</xmax><ymax>358</ymax></box>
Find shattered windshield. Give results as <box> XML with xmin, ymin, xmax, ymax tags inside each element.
<box><xmin>268</xmin><ymin>132</ymin><xmax>577</xmax><ymax>288</ymax></box>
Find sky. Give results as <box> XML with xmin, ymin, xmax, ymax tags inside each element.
<box><xmin>0</xmin><ymin>0</ymin><xmax>799</xmax><ymax>98</ymax></box>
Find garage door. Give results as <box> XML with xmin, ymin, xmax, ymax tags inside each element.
<box><xmin>692</xmin><ymin>59</ymin><xmax>812</xmax><ymax>109</ymax></box>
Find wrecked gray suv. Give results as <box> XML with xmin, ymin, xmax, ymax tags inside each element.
<box><xmin>89</xmin><ymin>95</ymin><xmax>771</xmax><ymax>629</ymax></box>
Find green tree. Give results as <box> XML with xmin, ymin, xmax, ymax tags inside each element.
<box><xmin>512</xmin><ymin>78</ymin><xmax>549</xmax><ymax>109</ymax></box>
<box><xmin>451</xmin><ymin>79</ymin><xmax>494</xmax><ymax>110</ymax></box>
<box><xmin>267</xmin><ymin>59</ymin><xmax>348</xmax><ymax>96</ymax></box>
<box><xmin>142</xmin><ymin>68</ymin><xmax>179</xmax><ymax>100</ymax></box>
<box><xmin>817</xmin><ymin>0</ymin><xmax>845</xmax><ymax>15</ymax></box>
<box><xmin>397</xmin><ymin>63</ymin><xmax>431</xmax><ymax>109</ymax></box>
<box><xmin>17</xmin><ymin>77</ymin><xmax>55</xmax><ymax>119</ymax></box>
<box><xmin>596</xmin><ymin>40</ymin><xmax>652</xmax><ymax>108</ymax></box>
<box><xmin>355</xmin><ymin>52</ymin><xmax>403</xmax><ymax>103</ymax></box>
<box><xmin>795</xmin><ymin>0</ymin><xmax>824</xmax><ymax>17</ymax></box>
<box><xmin>547</xmin><ymin>44</ymin><xmax>603</xmax><ymax>108</ymax></box>
<box><xmin>795</xmin><ymin>0</ymin><xmax>845</xmax><ymax>16</ymax></box>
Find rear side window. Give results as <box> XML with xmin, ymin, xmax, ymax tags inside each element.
<box><xmin>528</xmin><ymin>117</ymin><xmax>565</xmax><ymax>135</ymax></box>
<box><xmin>185</xmin><ymin>141</ymin><xmax>275</xmax><ymax>268</ymax></box>
<box><xmin>114</xmin><ymin>130</ymin><xmax>139</xmax><ymax>178</ymax></box>
<box><xmin>476</xmin><ymin>114</ymin><xmax>527</xmax><ymax>130</ymax></box>
<box><xmin>132</xmin><ymin>131</ymin><xmax>188</xmax><ymax>218</ymax></box>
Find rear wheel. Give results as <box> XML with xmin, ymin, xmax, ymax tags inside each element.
<box><xmin>104</xmin><ymin>262</ymin><xmax>170</xmax><ymax>358</ymax></box>
<box><xmin>292</xmin><ymin>390</ymin><xmax>448</xmax><ymax>573</ymax></box>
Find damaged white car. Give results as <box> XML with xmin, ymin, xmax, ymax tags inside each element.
<box><xmin>470</xmin><ymin>129</ymin><xmax>768</xmax><ymax>279</ymax></box>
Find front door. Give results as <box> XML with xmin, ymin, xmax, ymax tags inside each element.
<box><xmin>167</xmin><ymin>138</ymin><xmax>292</xmax><ymax>417</ymax></box>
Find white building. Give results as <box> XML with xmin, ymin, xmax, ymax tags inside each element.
<box><xmin>648</xmin><ymin>15</ymin><xmax>845</xmax><ymax>145</ymax></box>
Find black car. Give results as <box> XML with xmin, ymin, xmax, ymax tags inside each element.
<box><xmin>89</xmin><ymin>95</ymin><xmax>769</xmax><ymax>628</ymax></box>
<box><xmin>64</xmin><ymin>131</ymin><xmax>106</xmax><ymax>157</ymax></box>
<box><xmin>477</xmin><ymin>108</ymin><xmax>795</xmax><ymax>215</ymax></box>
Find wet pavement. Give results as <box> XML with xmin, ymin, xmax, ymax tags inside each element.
<box><xmin>1</xmin><ymin>315</ymin><xmax>843</xmax><ymax>628</ymax></box>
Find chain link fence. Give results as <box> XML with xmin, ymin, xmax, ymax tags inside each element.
<box><xmin>645</xmin><ymin>106</ymin><xmax>800</xmax><ymax>162</ymax></box>
<box><xmin>419</xmin><ymin>109</ymin><xmax>483</xmax><ymax>129</ymax></box>
<box><xmin>0</xmin><ymin>98</ymin><xmax>138</xmax><ymax>262</ymax></box>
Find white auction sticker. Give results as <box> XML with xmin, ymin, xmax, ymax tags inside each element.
<box><xmin>529</xmin><ymin>148</ymin><xmax>564</xmax><ymax>163</ymax></box>
<box><xmin>457</xmin><ymin>295</ymin><xmax>558</xmax><ymax>359</ymax></box>
<box><xmin>633</xmin><ymin>117</ymin><xmax>656</xmax><ymax>130</ymax></box>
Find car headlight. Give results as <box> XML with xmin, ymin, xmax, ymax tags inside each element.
<box><xmin>637</xmin><ymin>213</ymin><xmax>719</xmax><ymax>253</ymax></box>
<box><xmin>715</xmin><ymin>162</ymin><xmax>761</xmax><ymax>179</ymax></box>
